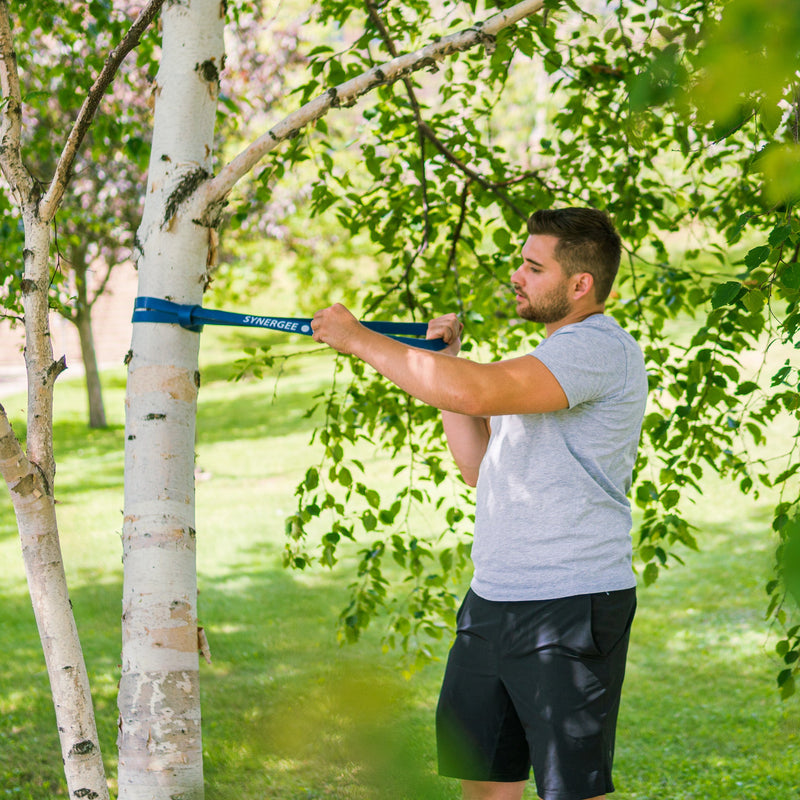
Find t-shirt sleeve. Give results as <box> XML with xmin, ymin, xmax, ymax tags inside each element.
<box><xmin>532</xmin><ymin>326</ymin><xmax>623</xmax><ymax>408</ymax></box>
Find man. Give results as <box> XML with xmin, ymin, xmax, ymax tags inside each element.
<box><xmin>311</xmin><ymin>207</ymin><xmax>648</xmax><ymax>800</ymax></box>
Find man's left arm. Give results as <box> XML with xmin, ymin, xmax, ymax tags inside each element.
<box><xmin>311</xmin><ymin>303</ymin><xmax>568</xmax><ymax>416</ymax></box>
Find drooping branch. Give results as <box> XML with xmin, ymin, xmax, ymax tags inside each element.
<box><xmin>0</xmin><ymin>0</ymin><xmax>34</xmax><ymax>204</ymax></box>
<box><xmin>364</xmin><ymin>0</ymin><xmax>425</xmax><ymax>120</ymax></box>
<box><xmin>417</xmin><ymin>122</ymin><xmax>527</xmax><ymax>219</ymax></box>
<box><xmin>193</xmin><ymin>0</ymin><xmax>545</xmax><ymax>220</ymax></box>
<box><xmin>447</xmin><ymin>181</ymin><xmax>471</xmax><ymax>317</ymax></box>
<box><xmin>38</xmin><ymin>0</ymin><xmax>166</xmax><ymax>221</ymax></box>
<box><xmin>362</xmin><ymin>0</ymin><xmax>434</xmax><ymax>315</ymax></box>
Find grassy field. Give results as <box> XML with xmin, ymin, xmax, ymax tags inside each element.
<box><xmin>0</xmin><ymin>326</ymin><xmax>799</xmax><ymax>799</ymax></box>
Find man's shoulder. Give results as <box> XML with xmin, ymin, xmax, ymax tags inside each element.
<box><xmin>557</xmin><ymin>313</ymin><xmax>630</xmax><ymax>337</ymax></box>
<box><xmin>532</xmin><ymin>314</ymin><xmax>647</xmax><ymax>405</ymax></box>
<box><xmin>539</xmin><ymin>314</ymin><xmax>638</xmax><ymax>352</ymax></box>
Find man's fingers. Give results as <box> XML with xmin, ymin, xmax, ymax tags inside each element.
<box><xmin>428</xmin><ymin>317</ymin><xmax>463</xmax><ymax>342</ymax></box>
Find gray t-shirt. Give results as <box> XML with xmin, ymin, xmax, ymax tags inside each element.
<box><xmin>471</xmin><ymin>314</ymin><xmax>648</xmax><ymax>601</ymax></box>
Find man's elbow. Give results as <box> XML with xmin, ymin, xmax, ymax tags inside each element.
<box><xmin>459</xmin><ymin>467</ymin><xmax>479</xmax><ymax>487</ymax></box>
<box><xmin>448</xmin><ymin>389</ymin><xmax>489</xmax><ymax>418</ymax></box>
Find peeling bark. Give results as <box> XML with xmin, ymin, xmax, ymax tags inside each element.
<box><xmin>119</xmin><ymin>0</ymin><xmax>224</xmax><ymax>796</ymax></box>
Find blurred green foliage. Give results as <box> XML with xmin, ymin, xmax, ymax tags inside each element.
<box><xmin>217</xmin><ymin>0</ymin><xmax>800</xmax><ymax>693</ymax></box>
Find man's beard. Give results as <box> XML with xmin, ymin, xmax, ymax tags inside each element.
<box><xmin>514</xmin><ymin>282</ymin><xmax>571</xmax><ymax>324</ymax></box>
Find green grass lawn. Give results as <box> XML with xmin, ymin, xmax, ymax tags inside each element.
<box><xmin>1</xmin><ymin>331</ymin><xmax>798</xmax><ymax>799</ymax></box>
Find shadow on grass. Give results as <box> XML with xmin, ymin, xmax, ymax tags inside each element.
<box><xmin>4</xmin><ymin>418</ymin><xmax>126</xmax><ymax>462</ymax></box>
<box><xmin>4</xmin><ymin>520</ymin><xmax>798</xmax><ymax>800</ymax></box>
<box><xmin>0</xmin><ymin>578</ymin><xmax>123</xmax><ymax>798</ymax></box>
<box><xmin>615</xmin><ymin>519</ymin><xmax>799</xmax><ymax>800</ymax></box>
<box><xmin>196</xmin><ymin>384</ymin><xmax>324</xmax><ymax>445</ymax></box>
<box><xmin>198</xmin><ymin>561</ymin><xmax>454</xmax><ymax>800</ymax></box>
<box><xmin>0</xmin><ymin>560</ymin><xmax>455</xmax><ymax>800</ymax></box>
<box><xmin>0</xmin><ymin>421</ymin><xmax>126</xmax><ymax>542</ymax></box>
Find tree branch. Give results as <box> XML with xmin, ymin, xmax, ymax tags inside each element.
<box><xmin>0</xmin><ymin>0</ymin><xmax>35</xmax><ymax>205</ymax></box>
<box><xmin>0</xmin><ymin>400</ymin><xmax>29</xmax><ymax>485</ymax></box>
<box><xmin>364</xmin><ymin>0</ymin><xmax>425</xmax><ymax>121</ymax></box>
<box><xmin>447</xmin><ymin>181</ymin><xmax>471</xmax><ymax>317</ymax></box>
<box><xmin>417</xmin><ymin>121</ymin><xmax>527</xmax><ymax>219</ymax></box>
<box><xmin>193</xmin><ymin>0</ymin><xmax>545</xmax><ymax>219</ymax></box>
<box><xmin>38</xmin><ymin>0</ymin><xmax>166</xmax><ymax>221</ymax></box>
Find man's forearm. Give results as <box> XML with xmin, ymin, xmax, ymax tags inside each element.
<box><xmin>350</xmin><ymin>327</ymin><xmax>485</xmax><ymax>414</ymax></box>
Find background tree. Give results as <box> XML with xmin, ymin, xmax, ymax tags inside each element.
<box><xmin>0</xmin><ymin>2</ymin><xmax>159</xmax><ymax>429</ymax></box>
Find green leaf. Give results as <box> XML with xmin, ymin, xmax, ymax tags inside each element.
<box><xmin>780</xmin><ymin>262</ymin><xmax>800</xmax><ymax>290</ymax></box>
<box><xmin>735</xmin><ymin>381</ymin><xmax>759</xmax><ymax>395</ymax></box>
<box><xmin>362</xmin><ymin>510</ymin><xmax>377</xmax><ymax>532</ymax></box>
<box><xmin>338</xmin><ymin>467</ymin><xmax>352</xmax><ymax>487</ymax></box>
<box><xmin>726</xmin><ymin>212</ymin><xmax>755</xmax><ymax>243</ymax></box>
<box><xmin>778</xmin><ymin>671</ymin><xmax>795</xmax><ymax>700</ymax></box>
<box><xmin>743</xmin><ymin>246</ymin><xmax>770</xmax><ymax>271</ymax></box>
<box><xmin>492</xmin><ymin>227</ymin><xmax>511</xmax><ymax>250</ymax></box>
<box><xmin>304</xmin><ymin>467</ymin><xmax>319</xmax><ymax>491</ymax></box>
<box><xmin>661</xmin><ymin>489</ymin><xmax>680</xmax><ymax>510</ymax></box>
<box><xmin>639</xmin><ymin>544</ymin><xmax>656</xmax><ymax>562</ymax></box>
<box><xmin>768</xmin><ymin>224</ymin><xmax>792</xmax><ymax>247</ymax></box>
<box><xmin>643</xmin><ymin>562</ymin><xmax>660</xmax><ymax>586</ymax></box>
<box><xmin>711</xmin><ymin>281</ymin><xmax>743</xmax><ymax>308</ymax></box>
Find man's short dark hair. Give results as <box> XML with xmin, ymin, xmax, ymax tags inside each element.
<box><xmin>527</xmin><ymin>207</ymin><xmax>622</xmax><ymax>303</ymax></box>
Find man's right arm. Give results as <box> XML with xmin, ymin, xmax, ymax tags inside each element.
<box><xmin>442</xmin><ymin>411</ymin><xmax>490</xmax><ymax>487</ymax></box>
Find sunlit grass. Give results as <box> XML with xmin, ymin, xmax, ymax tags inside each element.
<box><xmin>1</xmin><ymin>335</ymin><xmax>799</xmax><ymax>799</ymax></box>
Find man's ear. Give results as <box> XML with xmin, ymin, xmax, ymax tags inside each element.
<box><xmin>571</xmin><ymin>272</ymin><xmax>595</xmax><ymax>301</ymax></box>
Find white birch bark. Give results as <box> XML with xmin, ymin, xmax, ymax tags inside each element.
<box><xmin>0</xmin><ymin>401</ymin><xmax>109</xmax><ymax>800</ymax></box>
<box><xmin>1</xmin><ymin>5</ymin><xmax>110</xmax><ymax>796</ymax></box>
<box><xmin>118</xmin><ymin>1</ymin><xmax>223</xmax><ymax>797</ymax></box>
<box><xmin>1</xmin><ymin>1</ymin><xmax>162</xmax><ymax>796</ymax></box>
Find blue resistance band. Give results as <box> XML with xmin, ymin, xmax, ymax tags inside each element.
<box><xmin>132</xmin><ymin>296</ymin><xmax>447</xmax><ymax>351</ymax></box>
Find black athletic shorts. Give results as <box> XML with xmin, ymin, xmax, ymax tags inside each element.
<box><xmin>436</xmin><ymin>587</ymin><xmax>636</xmax><ymax>800</ymax></box>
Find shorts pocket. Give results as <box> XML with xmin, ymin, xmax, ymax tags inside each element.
<box><xmin>589</xmin><ymin>589</ymin><xmax>636</xmax><ymax>656</ymax></box>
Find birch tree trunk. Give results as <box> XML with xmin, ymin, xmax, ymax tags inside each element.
<box><xmin>2</xmin><ymin>1</ymin><xmax>163</xmax><ymax>795</ymax></box>
<box><xmin>0</xmin><ymin>221</ymin><xmax>110</xmax><ymax>800</ymax></box>
<box><xmin>118</xmin><ymin>1</ymin><xmax>223</xmax><ymax>797</ymax></box>
<box><xmin>1</xmin><ymin>5</ymin><xmax>109</xmax><ymax>795</ymax></box>
<box><xmin>118</xmin><ymin>2</ymin><xmax>541</xmax><ymax>796</ymax></box>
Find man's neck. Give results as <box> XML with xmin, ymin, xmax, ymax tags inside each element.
<box><xmin>544</xmin><ymin>305</ymin><xmax>605</xmax><ymax>337</ymax></box>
